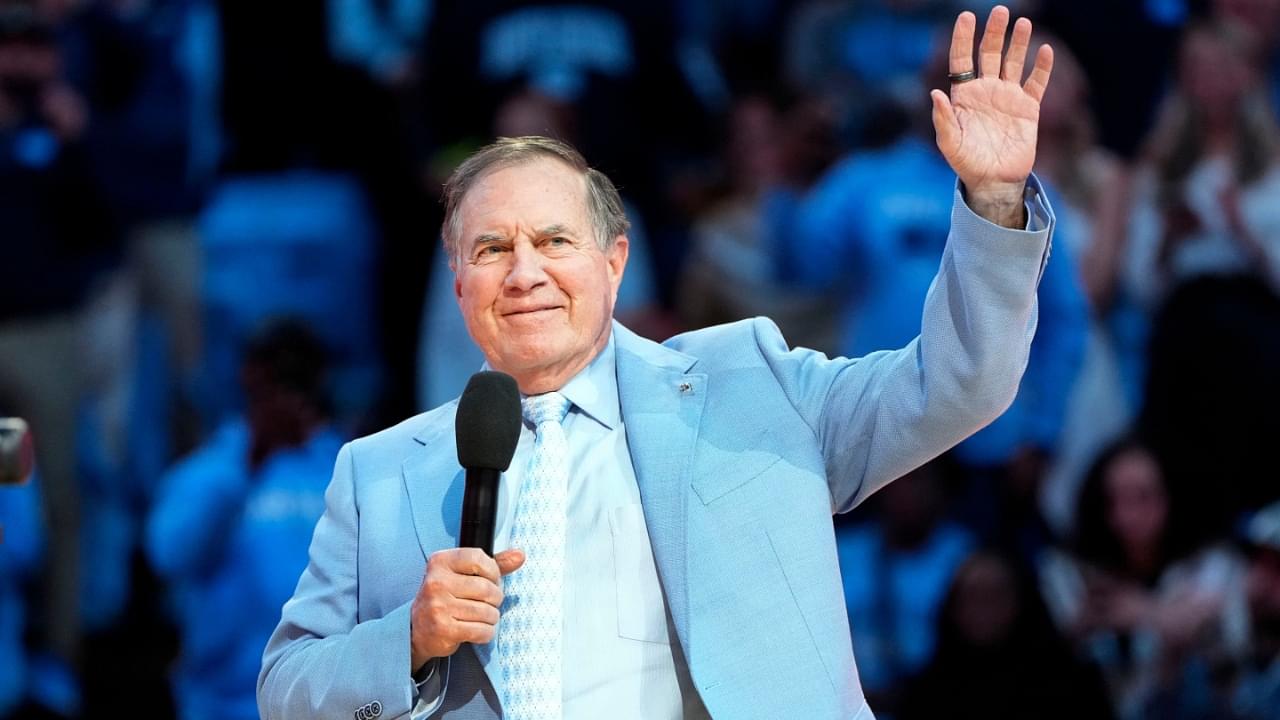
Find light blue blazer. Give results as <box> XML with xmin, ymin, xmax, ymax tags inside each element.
<box><xmin>259</xmin><ymin>183</ymin><xmax>1054</xmax><ymax>719</ymax></box>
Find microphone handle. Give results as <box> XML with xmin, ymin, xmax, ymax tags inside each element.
<box><xmin>458</xmin><ymin>467</ymin><xmax>500</xmax><ymax>555</ymax></box>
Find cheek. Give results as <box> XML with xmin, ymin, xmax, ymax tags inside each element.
<box><xmin>458</xmin><ymin>274</ymin><xmax>497</xmax><ymax>314</ymax></box>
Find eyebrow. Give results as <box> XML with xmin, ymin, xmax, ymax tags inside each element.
<box><xmin>468</xmin><ymin>232</ymin><xmax>507</xmax><ymax>251</ymax></box>
<box><xmin>536</xmin><ymin>224</ymin><xmax>574</xmax><ymax>238</ymax></box>
<box><xmin>466</xmin><ymin>225</ymin><xmax>579</xmax><ymax>252</ymax></box>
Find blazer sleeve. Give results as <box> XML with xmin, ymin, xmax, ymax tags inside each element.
<box><xmin>756</xmin><ymin>177</ymin><xmax>1055</xmax><ymax>512</ymax></box>
<box><xmin>258</xmin><ymin>442</ymin><xmax>447</xmax><ymax>718</ymax></box>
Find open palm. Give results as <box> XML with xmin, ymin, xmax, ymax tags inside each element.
<box><xmin>931</xmin><ymin>7</ymin><xmax>1054</xmax><ymax>196</ymax></box>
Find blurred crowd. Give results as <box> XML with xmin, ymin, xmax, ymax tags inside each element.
<box><xmin>0</xmin><ymin>0</ymin><xmax>1278</xmax><ymax>719</ymax></box>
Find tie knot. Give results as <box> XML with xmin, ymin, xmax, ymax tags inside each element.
<box><xmin>522</xmin><ymin>391</ymin><xmax>571</xmax><ymax>427</ymax></box>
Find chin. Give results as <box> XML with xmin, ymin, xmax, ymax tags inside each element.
<box><xmin>496</xmin><ymin>342</ymin><xmax>563</xmax><ymax>372</ymax></box>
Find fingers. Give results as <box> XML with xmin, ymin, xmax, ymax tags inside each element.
<box><xmin>978</xmin><ymin>5</ymin><xmax>1010</xmax><ymax>78</ymax></box>
<box><xmin>448</xmin><ymin>573</ymin><xmax>505</xmax><ymax>607</ymax></box>
<box><xmin>1023</xmin><ymin>43</ymin><xmax>1055</xmax><ymax>102</ymax></box>
<box><xmin>441</xmin><ymin>547</ymin><xmax>501</xmax><ymax>583</ymax></box>
<box><xmin>931</xmin><ymin>89</ymin><xmax>960</xmax><ymax>158</ymax></box>
<box><xmin>1003</xmin><ymin>16</ymin><xmax>1032</xmax><ymax>82</ymax></box>
<box><xmin>949</xmin><ymin>11</ymin><xmax>976</xmax><ymax>77</ymax></box>
<box><xmin>495</xmin><ymin>548</ymin><xmax>526</xmax><ymax>576</ymax></box>
<box><xmin>453</xmin><ymin>620</ymin><xmax>499</xmax><ymax>645</ymax></box>
<box><xmin>454</xmin><ymin>598</ymin><xmax>502</xmax><ymax>626</ymax></box>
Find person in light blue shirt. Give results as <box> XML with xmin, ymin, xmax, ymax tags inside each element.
<box><xmin>836</xmin><ymin>463</ymin><xmax>974</xmax><ymax>708</ymax></box>
<box><xmin>147</xmin><ymin>320</ymin><xmax>343</xmax><ymax>720</ymax></box>
<box><xmin>777</xmin><ymin>118</ymin><xmax>1088</xmax><ymax>474</ymax></box>
<box><xmin>260</xmin><ymin>10</ymin><xmax>1062</xmax><ymax>718</ymax></box>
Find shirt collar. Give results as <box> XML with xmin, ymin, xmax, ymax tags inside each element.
<box><xmin>554</xmin><ymin>331</ymin><xmax>620</xmax><ymax>431</ymax></box>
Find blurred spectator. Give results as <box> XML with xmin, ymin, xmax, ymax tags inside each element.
<box><xmin>146</xmin><ymin>319</ymin><xmax>342</xmax><ymax>720</ymax></box>
<box><xmin>1040</xmin><ymin>437</ymin><xmax>1251</xmax><ymax>720</ymax></box>
<box><xmin>328</xmin><ymin>0</ymin><xmax>431</xmax><ymax>87</ymax></box>
<box><xmin>899</xmin><ymin>550</ymin><xmax>1114</xmax><ymax>720</ymax></box>
<box><xmin>672</xmin><ymin>0</ymin><xmax>790</xmax><ymax>112</ymax></box>
<box><xmin>55</xmin><ymin>0</ymin><xmax>197</xmax><ymax>225</ymax></box>
<box><xmin>677</xmin><ymin>92</ymin><xmax>843</xmax><ymax>354</ymax></box>
<box><xmin>0</xmin><ymin>470</ymin><xmax>45</xmax><ymax>717</ymax></box>
<box><xmin>1142</xmin><ymin>500</ymin><xmax>1280</xmax><ymax>719</ymax></box>
<box><xmin>1212</xmin><ymin>0</ymin><xmax>1280</xmax><ymax>120</ymax></box>
<box><xmin>1031</xmin><ymin>33</ymin><xmax>1142</xmax><ymax>536</ymax></box>
<box><xmin>836</xmin><ymin>462</ymin><xmax>974</xmax><ymax>714</ymax></box>
<box><xmin>324</xmin><ymin>0</ymin><xmax>444</xmax><ymax>429</ymax></box>
<box><xmin>0</xmin><ymin>0</ymin><xmax>118</xmax><ymax>665</ymax></box>
<box><xmin>196</xmin><ymin>171</ymin><xmax>382</xmax><ymax>429</ymax></box>
<box><xmin>184</xmin><ymin>0</ymin><xmax>434</xmax><ymax>431</ymax></box>
<box><xmin>1035</xmin><ymin>0</ymin><xmax>1184</xmax><ymax>160</ymax></box>
<box><xmin>1230</xmin><ymin>501</ymin><xmax>1280</xmax><ymax>719</ymax></box>
<box><xmin>1125</xmin><ymin>19</ymin><xmax>1280</xmax><ymax>306</ymax></box>
<box><xmin>775</xmin><ymin>42</ymin><xmax>1088</xmax><ymax>499</ymax></box>
<box><xmin>1129</xmin><ymin>18</ymin><xmax>1280</xmax><ymax>523</ymax></box>
<box><xmin>783</xmin><ymin>0</ymin><xmax>1000</xmax><ymax>143</ymax></box>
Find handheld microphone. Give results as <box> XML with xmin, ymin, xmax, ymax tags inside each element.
<box><xmin>455</xmin><ymin>372</ymin><xmax>521</xmax><ymax>555</ymax></box>
<box><xmin>0</xmin><ymin>418</ymin><xmax>34</xmax><ymax>486</ymax></box>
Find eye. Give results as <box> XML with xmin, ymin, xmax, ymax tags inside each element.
<box><xmin>547</xmin><ymin>236</ymin><xmax>570</xmax><ymax>247</ymax></box>
<box><xmin>477</xmin><ymin>244</ymin><xmax>507</xmax><ymax>258</ymax></box>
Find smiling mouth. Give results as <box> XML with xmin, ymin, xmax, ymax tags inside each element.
<box><xmin>503</xmin><ymin>306</ymin><xmax>563</xmax><ymax>317</ymax></box>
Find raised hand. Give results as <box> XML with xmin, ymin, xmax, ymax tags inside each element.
<box><xmin>930</xmin><ymin>6</ymin><xmax>1054</xmax><ymax>227</ymax></box>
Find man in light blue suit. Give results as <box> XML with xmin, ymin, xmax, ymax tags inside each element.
<box><xmin>260</xmin><ymin>7</ymin><xmax>1057</xmax><ymax>718</ymax></box>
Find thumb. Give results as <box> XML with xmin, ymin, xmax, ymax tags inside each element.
<box><xmin>931</xmin><ymin>89</ymin><xmax>960</xmax><ymax>160</ymax></box>
<box><xmin>494</xmin><ymin>548</ymin><xmax>526</xmax><ymax>575</ymax></box>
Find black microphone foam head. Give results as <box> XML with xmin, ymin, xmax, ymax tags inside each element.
<box><xmin>456</xmin><ymin>371</ymin><xmax>522</xmax><ymax>471</ymax></box>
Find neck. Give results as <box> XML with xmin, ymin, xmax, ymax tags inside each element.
<box><xmin>513</xmin><ymin>365</ymin><xmax>588</xmax><ymax>395</ymax></box>
<box><xmin>506</xmin><ymin>327</ymin><xmax>611</xmax><ymax>396</ymax></box>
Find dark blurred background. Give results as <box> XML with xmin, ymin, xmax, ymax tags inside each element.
<box><xmin>1</xmin><ymin>0</ymin><xmax>1279</xmax><ymax>718</ymax></box>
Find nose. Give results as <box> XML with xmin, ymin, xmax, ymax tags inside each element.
<box><xmin>503</xmin><ymin>241</ymin><xmax>548</xmax><ymax>293</ymax></box>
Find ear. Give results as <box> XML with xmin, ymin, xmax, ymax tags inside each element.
<box><xmin>453</xmin><ymin>269</ymin><xmax>463</xmax><ymax>304</ymax></box>
<box><xmin>606</xmin><ymin>236</ymin><xmax>629</xmax><ymax>299</ymax></box>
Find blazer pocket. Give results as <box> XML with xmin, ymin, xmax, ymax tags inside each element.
<box><xmin>690</xmin><ymin>445</ymin><xmax>784</xmax><ymax>505</ymax></box>
<box><xmin>610</xmin><ymin>503</ymin><xmax>672</xmax><ymax>644</ymax></box>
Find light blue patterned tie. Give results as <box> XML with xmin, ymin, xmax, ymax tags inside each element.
<box><xmin>500</xmin><ymin>391</ymin><xmax>571</xmax><ymax>719</ymax></box>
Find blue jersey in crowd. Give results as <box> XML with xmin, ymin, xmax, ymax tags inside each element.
<box><xmin>146</xmin><ymin>421</ymin><xmax>342</xmax><ymax>720</ymax></box>
<box><xmin>772</xmin><ymin>136</ymin><xmax>1088</xmax><ymax>466</ymax></box>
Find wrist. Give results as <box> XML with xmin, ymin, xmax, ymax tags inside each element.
<box><xmin>410</xmin><ymin>615</ymin><xmax>432</xmax><ymax>671</ymax></box>
<box><xmin>963</xmin><ymin>180</ymin><xmax>1028</xmax><ymax>229</ymax></box>
<box><xmin>412</xmin><ymin>657</ymin><xmax>438</xmax><ymax>685</ymax></box>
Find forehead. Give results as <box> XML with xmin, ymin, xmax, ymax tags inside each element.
<box><xmin>457</xmin><ymin>158</ymin><xmax>590</xmax><ymax>240</ymax></box>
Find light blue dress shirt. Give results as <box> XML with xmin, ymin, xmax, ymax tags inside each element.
<box><xmin>418</xmin><ymin>333</ymin><xmax>707</xmax><ymax>719</ymax></box>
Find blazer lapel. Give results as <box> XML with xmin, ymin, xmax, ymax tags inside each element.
<box><xmin>613</xmin><ymin>323</ymin><xmax>705</xmax><ymax>647</ymax></box>
<box><xmin>403</xmin><ymin>410</ymin><xmax>462</xmax><ymax>558</ymax></box>
<box><xmin>404</xmin><ymin>409</ymin><xmax>506</xmax><ymax>704</ymax></box>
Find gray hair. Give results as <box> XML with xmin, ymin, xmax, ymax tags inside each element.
<box><xmin>441</xmin><ymin>136</ymin><xmax>630</xmax><ymax>264</ymax></box>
